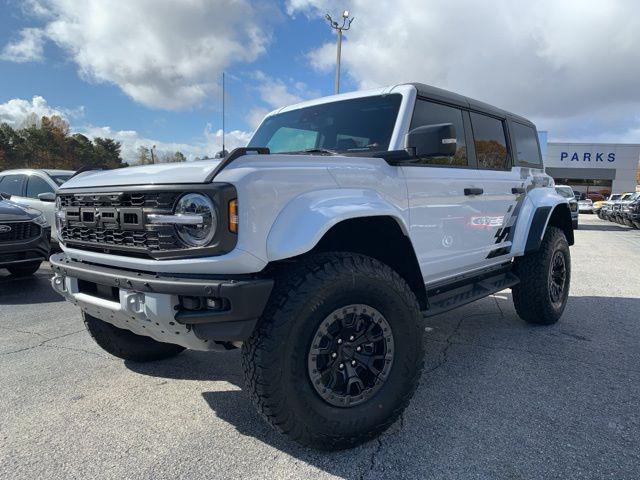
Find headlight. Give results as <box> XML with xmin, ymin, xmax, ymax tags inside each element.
<box><xmin>174</xmin><ymin>193</ymin><xmax>217</xmax><ymax>247</ymax></box>
<box><xmin>33</xmin><ymin>214</ymin><xmax>49</xmax><ymax>227</ymax></box>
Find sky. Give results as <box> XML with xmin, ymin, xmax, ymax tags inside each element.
<box><xmin>1</xmin><ymin>0</ymin><xmax>640</xmax><ymax>164</ymax></box>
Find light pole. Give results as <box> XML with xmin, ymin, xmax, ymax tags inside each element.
<box><xmin>325</xmin><ymin>10</ymin><xmax>354</xmax><ymax>94</ymax></box>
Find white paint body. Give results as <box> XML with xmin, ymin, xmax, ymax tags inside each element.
<box><xmin>59</xmin><ymin>85</ymin><xmax>567</xmax><ymax>288</ymax></box>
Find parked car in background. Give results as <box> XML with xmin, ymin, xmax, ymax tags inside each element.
<box><xmin>610</xmin><ymin>192</ymin><xmax>634</xmax><ymax>224</ymax></box>
<box><xmin>620</xmin><ymin>192</ymin><xmax>640</xmax><ymax>227</ymax></box>
<box><xmin>578</xmin><ymin>198</ymin><xmax>594</xmax><ymax>214</ymax></box>
<box><xmin>556</xmin><ymin>185</ymin><xmax>579</xmax><ymax>229</ymax></box>
<box><xmin>593</xmin><ymin>197</ymin><xmax>607</xmax><ymax>214</ymax></box>
<box><xmin>0</xmin><ymin>169</ymin><xmax>74</xmax><ymax>243</ymax></box>
<box><xmin>0</xmin><ymin>194</ymin><xmax>50</xmax><ymax>276</ymax></box>
<box><xmin>625</xmin><ymin>197</ymin><xmax>640</xmax><ymax>229</ymax></box>
<box><xmin>585</xmin><ymin>192</ymin><xmax>605</xmax><ymax>202</ymax></box>
<box><xmin>598</xmin><ymin>193</ymin><xmax>624</xmax><ymax>220</ymax></box>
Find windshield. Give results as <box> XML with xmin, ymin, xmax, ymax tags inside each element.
<box><xmin>556</xmin><ymin>187</ymin><xmax>575</xmax><ymax>199</ymax></box>
<box><xmin>248</xmin><ymin>94</ymin><xmax>402</xmax><ymax>154</ymax></box>
<box><xmin>49</xmin><ymin>173</ymin><xmax>73</xmax><ymax>186</ymax></box>
<box><xmin>609</xmin><ymin>194</ymin><xmax>621</xmax><ymax>201</ymax></box>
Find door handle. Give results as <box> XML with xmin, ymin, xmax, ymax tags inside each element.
<box><xmin>511</xmin><ymin>187</ymin><xmax>526</xmax><ymax>194</ymax></box>
<box><xmin>464</xmin><ymin>188</ymin><xmax>483</xmax><ymax>196</ymax></box>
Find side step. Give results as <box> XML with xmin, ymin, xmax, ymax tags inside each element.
<box><xmin>424</xmin><ymin>271</ymin><xmax>520</xmax><ymax>317</ymax></box>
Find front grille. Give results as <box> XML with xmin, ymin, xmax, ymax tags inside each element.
<box><xmin>60</xmin><ymin>225</ymin><xmax>179</xmax><ymax>251</ymax></box>
<box><xmin>0</xmin><ymin>222</ymin><xmax>41</xmax><ymax>243</ymax></box>
<box><xmin>58</xmin><ymin>191</ymin><xmax>182</xmax><ymax>256</ymax></box>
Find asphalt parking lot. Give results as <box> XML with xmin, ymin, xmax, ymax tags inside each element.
<box><xmin>1</xmin><ymin>215</ymin><xmax>639</xmax><ymax>480</ymax></box>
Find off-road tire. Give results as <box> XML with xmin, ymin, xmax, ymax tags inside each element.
<box><xmin>241</xmin><ymin>252</ymin><xmax>424</xmax><ymax>450</ymax></box>
<box><xmin>83</xmin><ymin>312</ymin><xmax>185</xmax><ymax>362</ymax></box>
<box><xmin>512</xmin><ymin>226</ymin><xmax>570</xmax><ymax>325</ymax></box>
<box><xmin>7</xmin><ymin>261</ymin><xmax>41</xmax><ymax>276</ymax></box>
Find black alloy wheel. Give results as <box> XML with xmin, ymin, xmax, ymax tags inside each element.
<box><xmin>548</xmin><ymin>250</ymin><xmax>567</xmax><ymax>307</ymax></box>
<box><xmin>307</xmin><ymin>304</ymin><xmax>394</xmax><ymax>407</ymax></box>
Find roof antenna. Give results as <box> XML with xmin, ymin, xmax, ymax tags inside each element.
<box><xmin>216</xmin><ymin>72</ymin><xmax>228</xmax><ymax>159</ymax></box>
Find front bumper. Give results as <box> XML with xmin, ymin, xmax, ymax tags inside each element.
<box><xmin>0</xmin><ymin>227</ymin><xmax>51</xmax><ymax>268</ymax></box>
<box><xmin>49</xmin><ymin>253</ymin><xmax>273</xmax><ymax>350</ymax></box>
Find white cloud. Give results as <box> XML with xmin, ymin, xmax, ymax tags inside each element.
<box><xmin>3</xmin><ymin>0</ymin><xmax>276</xmax><ymax>110</ymax></box>
<box><xmin>289</xmin><ymin>0</ymin><xmax>640</xmax><ymax>142</ymax></box>
<box><xmin>245</xmin><ymin>71</ymin><xmax>318</xmax><ymax>127</ymax></box>
<box><xmin>253</xmin><ymin>71</ymin><xmax>305</xmax><ymax>108</ymax></box>
<box><xmin>0</xmin><ymin>96</ymin><xmax>251</xmax><ymax>163</ymax></box>
<box><xmin>247</xmin><ymin>107</ymin><xmax>270</xmax><ymax>129</ymax></box>
<box><xmin>0</xmin><ymin>28</ymin><xmax>45</xmax><ymax>63</ymax></box>
<box><xmin>0</xmin><ymin>96</ymin><xmax>66</xmax><ymax>127</ymax></box>
<box><xmin>80</xmin><ymin>124</ymin><xmax>251</xmax><ymax>163</ymax></box>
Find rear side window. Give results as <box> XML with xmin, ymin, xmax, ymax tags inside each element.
<box><xmin>26</xmin><ymin>175</ymin><xmax>54</xmax><ymax>198</ymax></box>
<box><xmin>410</xmin><ymin>100</ymin><xmax>468</xmax><ymax>166</ymax></box>
<box><xmin>470</xmin><ymin>113</ymin><xmax>509</xmax><ymax>170</ymax></box>
<box><xmin>0</xmin><ymin>175</ymin><xmax>25</xmax><ymax>196</ymax></box>
<box><xmin>512</xmin><ymin>122</ymin><xmax>542</xmax><ymax>166</ymax></box>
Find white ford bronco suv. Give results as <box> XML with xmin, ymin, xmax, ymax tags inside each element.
<box><xmin>50</xmin><ymin>83</ymin><xmax>573</xmax><ymax>450</ymax></box>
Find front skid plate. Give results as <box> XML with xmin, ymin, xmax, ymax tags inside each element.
<box><xmin>52</xmin><ymin>274</ymin><xmax>217</xmax><ymax>351</ymax></box>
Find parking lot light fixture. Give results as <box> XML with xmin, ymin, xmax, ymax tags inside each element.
<box><xmin>325</xmin><ymin>10</ymin><xmax>354</xmax><ymax>94</ymax></box>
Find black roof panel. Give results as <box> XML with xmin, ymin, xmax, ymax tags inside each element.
<box><xmin>406</xmin><ymin>82</ymin><xmax>535</xmax><ymax>127</ymax></box>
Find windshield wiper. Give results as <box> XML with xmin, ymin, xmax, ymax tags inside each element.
<box><xmin>289</xmin><ymin>148</ymin><xmax>340</xmax><ymax>156</ymax></box>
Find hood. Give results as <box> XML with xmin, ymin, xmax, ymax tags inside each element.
<box><xmin>0</xmin><ymin>200</ymin><xmax>41</xmax><ymax>221</ymax></box>
<box><xmin>60</xmin><ymin>160</ymin><xmax>222</xmax><ymax>189</ymax></box>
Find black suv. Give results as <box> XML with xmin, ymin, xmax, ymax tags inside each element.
<box><xmin>0</xmin><ymin>195</ymin><xmax>50</xmax><ymax>276</ymax></box>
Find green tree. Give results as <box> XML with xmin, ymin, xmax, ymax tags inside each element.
<box><xmin>136</xmin><ymin>146</ymin><xmax>152</xmax><ymax>165</ymax></box>
<box><xmin>0</xmin><ymin>115</ymin><xmax>125</xmax><ymax>171</ymax></box>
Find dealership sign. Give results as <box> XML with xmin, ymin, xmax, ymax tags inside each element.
<box><xmin>560</xmin><ymin>151</ymin><xmax>615</xmax><ymax>162</ymax></box>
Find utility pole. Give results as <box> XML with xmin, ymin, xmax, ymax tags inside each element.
<box><xmin>325</xmin><ymin>10</ymin><xmax>354</xmax><ymax>94</ymax></box>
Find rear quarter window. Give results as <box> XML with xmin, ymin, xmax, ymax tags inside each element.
<box><xmin>512</xmin><ymin>122</ymin><xmax>542</xmax><ymax>166</ymax></box>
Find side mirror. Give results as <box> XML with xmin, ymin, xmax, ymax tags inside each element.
<box><xmin>38</xmin><ymin>192</ymin><xmax>56</xmax><ymax>202</ymax></box>
<box><xmin>404</xmin><ymin>123</ymin><xmax>457</xmax><ymax>158</ymax></box>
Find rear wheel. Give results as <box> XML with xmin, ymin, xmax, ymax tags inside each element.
<box><xmin>83</xmin><ymin>313</ymin><xmax>185</xmax><ymax>362</ymax></box>
<box><xmin>241</xmin><ymin>253</ymin><xmax>424</xmax><ymax>450</ymax></box>
<box><xmin>7</xmin><ymin>261</ymin><xmax>41</xmax><ymax>276</ymax></box>
<box><xmin>512</xmin><ymin>227</ymin><xmax>570</xmax><ymax>325</ymax></box>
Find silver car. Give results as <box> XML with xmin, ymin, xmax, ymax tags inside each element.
<box><xmin>555</xmin><ymin>185</ymin><xmax>579</xmax><ymax>229</ymax></box>
<box><xmin>0</xmin><ymin>169</ymin><xmax>75</xmax><ymax>243</ymax></box>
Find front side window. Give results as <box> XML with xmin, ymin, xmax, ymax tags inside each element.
<box><xmin>512</xmin><ymin>122</ymin><xmax>542</xmax><ymax>166</ymax></box>
<box><xmin>26</xmin><ymin>176</ymin><xmax>54</xmax><ymax>198</ymax></box>
<box><xmin>410</xmin><ymin>100</ymin><xmax>468</xmax><ymax>166</ymax></box>
<box><xmin>470</xmin><ymin>113</ymin><xmax>509</xmax><ymax>170</ymax></box>
<box><xmin>248</xmin><ymin>94</ymin><xmax>402</xmax><ymax>154</ymax></box>
<box><xmin>0</xmin><ymin>175</ymin><xmax>25</xmax><ymax>196</ymax></box>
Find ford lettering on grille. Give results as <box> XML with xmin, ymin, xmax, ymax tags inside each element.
<box><xmin>58</xmin><ymin>191</ymin><xmax>182</xmax><ymax>255</ymax></box>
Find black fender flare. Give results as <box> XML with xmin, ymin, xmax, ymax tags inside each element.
<box><xmin>524</xmin><ymin>204</ymin><xmax>574</xmax><ymax>254</ymax></box>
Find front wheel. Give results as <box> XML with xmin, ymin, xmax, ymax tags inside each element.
<box><xmin>241</xmin><ymin>253</ymin><xmax>425</xmax><ymax>450</ymax></box>
<box><xmin>512</xmin><ymin>226</ymin><xmax>571</xmax><ymax>325</ymax></box>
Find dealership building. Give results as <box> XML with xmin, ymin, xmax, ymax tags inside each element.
<box><xmin>540</xmin><ymin>135</ymin><xmax>640</xmax><ymax>197</ymax></box>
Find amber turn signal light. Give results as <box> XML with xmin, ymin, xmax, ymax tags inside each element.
<box><xmin>229</xmin><ymin>199</ymin><xmax>238</xmax><ymax>233</ymax></box>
